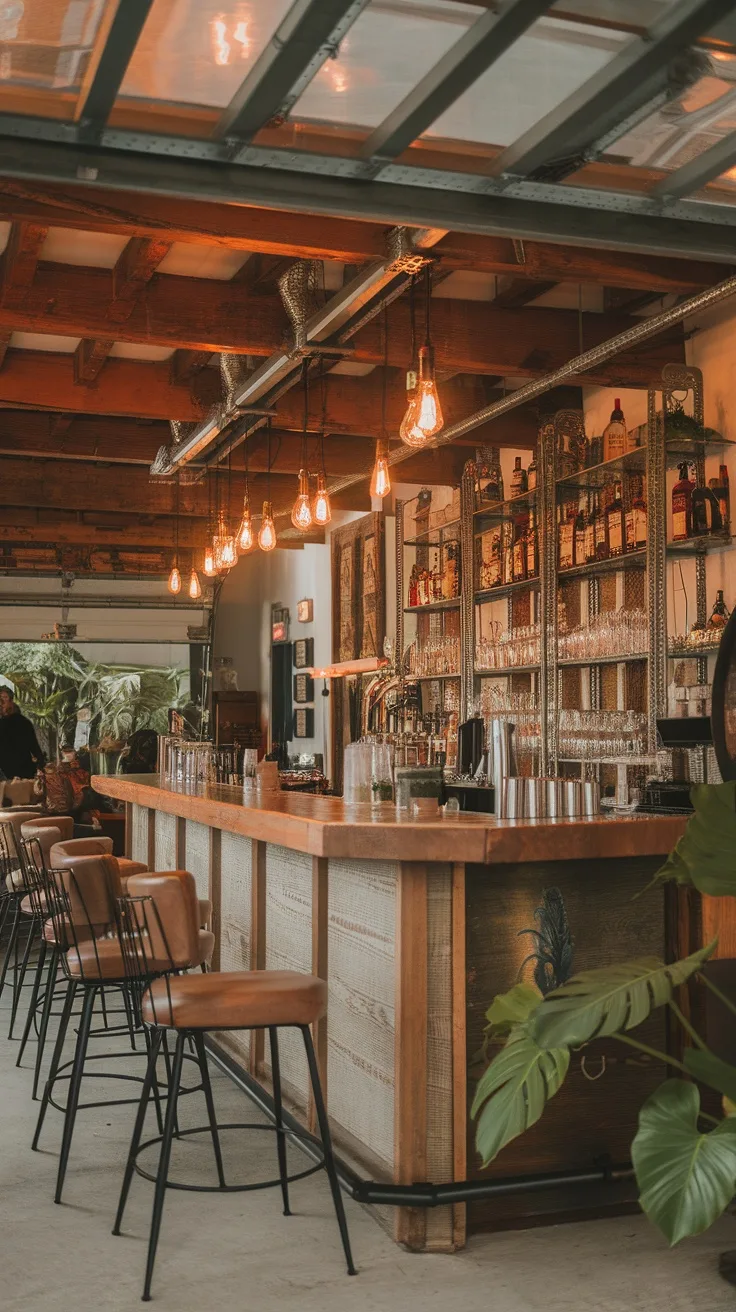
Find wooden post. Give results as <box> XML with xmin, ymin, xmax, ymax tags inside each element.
<box><xmin>146</xmin><ymin>807</ymin><xmax>155</xmax><ymax>872</ymax></box>
<box><xmin>124</xmin><ymin>802</ymin><xmax>132</xmax><ymax>859</ymax></box>
<box><xmin>176</xmin><ymin>816</ymin><xmax>187</xmax><ymax>869</ymax></box>
<box><xmin>451</xmin><ymin>862</ymin><xmax>467</xmax><ymax>1249</ymax></box>
<box><xmin>209</xmin><ymin>827</ymin><xmax>221</xmax><ymax>972</ymax></box>
<box><xmin>394</xmin><ymin>861</ymin><xmax>428</xmax><ymax>1249</ymax></box>
<box><xmin>250</xmin><ymin>839</ymin><xmax>267</xmax><ymax>1076</ymax></box>
<box><xmin>310</xmin><ymin>856</ymin><xmax>329</xmax><ymax>1131</ymax></box>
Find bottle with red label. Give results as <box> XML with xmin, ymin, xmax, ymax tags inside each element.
<box><xmin>672</xmin><ymin>462</ymin><xmax>694</xmax><ymax>542</ymax></box>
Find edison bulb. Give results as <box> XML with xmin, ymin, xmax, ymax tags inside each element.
<box><xmin>203</xmin><ymin>546</ymin><xmax>216</xmax><ymax>577</ymax></box>
<box><xmin>220</xmin><ymin>535</ymin><xmax>237</xmax><ymax>569</ymax></box>
<box><xmin>400</xmin><ymin>347</ymin><xmax>443</xmax><ymax>446</ymax></box>
<box><xmin>167</xmin><ymin>565</ymin><xmax>181</xmax><ymax>595</ymax></box>
<box><xmin>313</xmin><ymin>474</ymin><xmax>331</xmax><ymax>525</ymax></box>
<box><xmin>237</xmin><ymin>503</ymin><xmax>254</xmax><ymax>552</ymax></box>
<box><xmin>188</xmin><ymin>569</ymin><xmax>202</xmax><ymax>600</ymax></box>
<box><xmin>291</xmin><ymin>470</ymin><xmax>313</xmax><ymax>531</ymax></box>
<box><xmin>258</xmin><ymin>500</ymin><xmax>277</xmax><ymax>552</ymax></box>
<box><xmin>370</xmin><ymin>443</ymin><xmax>391</xmax><ymax>498</ymax></box>
<box><xmin>399</xmin><ymin>394</ymin><xmax>427</xmax><ymax>447</ymax></box>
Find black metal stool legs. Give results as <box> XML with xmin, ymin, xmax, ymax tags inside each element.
<box><xmin>9</xmin><ymin>917</ymin><xmax>39</xmax><ymax>1038</ymax></box>
<box><xmin>269</xmin><ymin>1026</ymin><xmax>291</xmax><ymax>1216</ymax></box>
<box><xmin>16</xmin><ymin>937</ymin><xmax>46</xmax><ymax>1066</ymax></box>
<box><xmin>113</xmin><ymin>1028</ymin><xmax>163</xmax><ymax>1238</ymax></box>
<box><xmin>32</xmin><ymin>946</ymin><xmax>60</xmax><ymax>1100</ymax></box>
<box><xmin>55</xmin><ymin>986</ymin><xmax>97</xmax><ymax>1204</ymax></box>
<box><xmin>192</xmin><ymin>1032</ymin><xmax>226</xmax><ymax>1188</ymax></box>
<box><xmin>143</xmin><ymin>1032</ymin><xmax>185</xmax><ymax>1302</ymax></box>
<box><xmin>301</xmin><ymin>1025</ymin><xmax>356</xmax><ymax>1276</ymax></box>
<box><xmin>32</xmin><ymin>979</ymin><xmax>77</xmax><ymax>1150</ymax></box>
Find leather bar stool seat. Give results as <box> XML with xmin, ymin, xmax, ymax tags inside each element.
<box><xmin>118</xmin><ymin>858</ymin><xmax>148</xmax><ymax>881</ymax></box>
<box><xmin>142</xmin><ymin>969</ymin><xmax>326</xmax><ymax>1030</ymax></box>
<box><xmin>22</xmin><ymin>816</ymin><xmax>74</xmax><ymax>844</ymax></box>
<box><xmin>1</xmin><ymin>810</ymin><xmax>49</xmax><ymax>888</ymax></box>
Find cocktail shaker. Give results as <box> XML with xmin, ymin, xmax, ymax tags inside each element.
<box><xmin>489</xmin><ymin>721</ymin><xmax>517</xmax><ymax>815</ymax></box>
<box><xmin>524</xmin><ymin>777</ymin><xmax>546</xmax><ymax>819</ymax></box>
<box><xmin>582</xmin><ymin>779</ymin><xmax>601</xmax><ymax>816</ymax></box>
<box><xmin>499</xmin><ymin>776</ymin><xmax>525</xmax><ymax>819</ymax></box>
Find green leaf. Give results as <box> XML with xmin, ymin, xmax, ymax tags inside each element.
<box><xmin>472</xmin><ymin>1026</ymin><xmax>569</xmax><ymax>1166</ymax></box>
<box><xmin>653</xmin><ymin>782</ymin><xmax>736</xmax><ymax>897</ymax></box>
<box><xmin>532</xmin><ymin>942</ymin><xmax>715</xmax><ymax>1050</ymax></box>
<box><xmin>684</xmin><ymin>1048</ymin><xmax>736</xmax><ymax>1105</ymax></box>
<box><xmin>484</xmin><ymin>983</ymin><xmax>541</xmax><ymax>1037</ymax></box>
<box><xmin>632</xmin><ymin>1079</ymin><xmax>736</xmax><ymax>1245</ymax></box>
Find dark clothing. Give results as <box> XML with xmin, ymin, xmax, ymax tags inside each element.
<box><xmin>0</xmin><ymin>709</ymin><xmax>45</xmax><ymax>779</ymax></box>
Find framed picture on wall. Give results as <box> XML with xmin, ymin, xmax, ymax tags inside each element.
<box><xmin>330</xmin><ymin>513</ymin><xmax>386</xmax><ymax>662</ymax></box>
<box><xmin>293</xmin><ymin>673</ymin><xmax>314</xmax><ymax>704</ymax></box>
<box><xmin>293</xmin><ymin>638</ymin><xmax>314</xmax><ymax>669</ymax></box>
<box><xmin>293</xmin><ymin>708</ymin><xmax>315</xmax><ymax>739</ymax></box>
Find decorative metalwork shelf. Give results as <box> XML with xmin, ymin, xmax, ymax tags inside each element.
<box><xmin>666</xmin><ymin>532</ymin><xmax>732</xmax><ymax>556</ymax></box>
<box><xmin>475</xmin><ymin>664</ymin><xmax>540</xmax><ymax>676</ymax></box>
<box><xmin>473</xmin><ymin>489</ymin><xmax>537</xmax><ymax>524</ymax></box>
<box><xmin>668</xmin><ymin>641</ymin><xmax>722</xmax><ymax>657</ymax></box>
<box><xmin>557</xmin><ymin>447</ymin><xmax>646</xmax><ymax>492</ymax></box>
<box><xmin>474</xmin><ymin>577</ymin><xmax>540</xmax><ymax>603</ymax></box>
<box><xmin>403</xmin><ymin>599</ymin><xmax>461</xmax><ymax>614</ymax></box>
<box><xmin>665</xmin><ymin>432</ymin><xmax>736</xmax><ymax>463</ymax></box>
<box><xmin>557</xmin><ymin>549</ymin><xmax>647</xmax><ymax>581</ymax></box>
<box><xmin>558</xmin><ymin>653</ymin><xmax>648</xmax><ymax>667</ymax></box>
<box><xmin>403</xmin><ymin>537</ymin><xmax>460</xmax><ymax>548</ymax></box>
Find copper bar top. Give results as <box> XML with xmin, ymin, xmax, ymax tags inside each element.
<box><xmin>93</xmin><ymin>774</ymin><xmax>686</xmax><ymax>865</ymax></box>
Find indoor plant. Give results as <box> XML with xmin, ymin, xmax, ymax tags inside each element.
<box><xmin>473</xmin><ymin>780</ymin><xmax>736</xmax><ymax>1247</ymax></box>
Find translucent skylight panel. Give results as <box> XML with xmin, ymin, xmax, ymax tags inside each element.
<box><xmin>0</xmin><ymin>1</ymin><xmax>106</xmax><ymax>91</ymax></box>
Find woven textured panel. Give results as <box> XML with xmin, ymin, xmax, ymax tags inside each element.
<box><xmin>327</xmin><ymin>858</ymin><xmax>398</xmax><ymax>1171</ymax></box>
<box><xmin>220</xmin><ymin>832</ymin><xmax>252</xmax><ymax>974</ymax></box>
<box><xmin>154</xmin><ymin>811</ymin><xmax>176</xmax><ymax>872</ymax></box>
<box><xmin>131</xmin><ymin>805</ymin><xmax>148</xmax><ymax>865</ymax></box>
<box><xmin>425</xmin><ymin>866</ymin><xmax>455</xmax><ymax>1250</ymax></box>
<box><xmin>264</xmin><ymin>844</ymin><xmax>313</xmax><ymax>1112</ymax></box>
<box><xmin>184</xmin><ymin>820</ymin><xmax>210</xmax><ymax>900</ymax></box>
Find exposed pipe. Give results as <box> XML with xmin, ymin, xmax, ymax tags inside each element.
<box><xmin>207</xmin><ymin>1039</ymin><xmax>634</xmax><ymax>1211</ymax></box>
<box><xmin>0</xmin><ymin>595</ymin><xmax>208</xmax><ymax>610</ymax></box>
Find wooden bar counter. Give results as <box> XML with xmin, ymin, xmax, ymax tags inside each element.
<box><xmin>94</xmin><ymin>775</ymin><xmax>709</xmax><ymax>1251</ymax></box>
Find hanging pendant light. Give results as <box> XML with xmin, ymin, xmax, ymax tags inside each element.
<box><xmin>237</xmin><ymin>439</ymin><xmax>254</xmax><ymax>551</ymax></box>
<box><xmin>259</xmin><ymin>418</ymin><xmax>277</xmax><ymax>551</ymax></box>
<box><xmin>203</xmin><ymin>545</ymin><xmax>216</xmax><ymax>577</ymax></box>
<box><xmin>371</xmin><ymin>437</ymin><xmax>391</xmax><ymax>498</ymax></box>
<box><xmin>167</xmin><ymin>472</ymin><xmax>182</xmax><ymax>592</ymax></box>
<box><xmin>188</xmin><ymin>568</ymin><xmax>202</xmax><ymax>600</ymax></box>
<box><xmin>291</xmin><ymin>361</ymin><xmax>313</xmax><ymax>531</ymax></box>
<box><xmin>313</xmin><ymin>472</ymin><xmax>331</xmax><ymax>525</ymax></box>
<box><xmin>291</xmin><ymin>469</ymin><xmax>313</xmax><ymax>530</ymax></box>
<box><xmin>259</xmin><ymin>500</ymin><xmax>276</xmax><ymax>551</ymax></box>
<box><xmin>399</xmin><ymin>267</ymin><xmax>443</xmax><ymax>448</ymax></box>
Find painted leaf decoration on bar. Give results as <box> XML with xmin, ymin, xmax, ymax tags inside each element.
<box><xmin>632</xmin><ymin>1080</ymin><xmax>736</xmax><ymax>1246</ymax></box>
<box><xmin>531</xmin><ymin>942</ymin><xmax>716</xmax><ymax>1050</ymax></box>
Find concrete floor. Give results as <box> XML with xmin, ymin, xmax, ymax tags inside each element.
<box><xmin>1</xmin><ymin>983</ymin><xmax>735</xmax><ymax>1312</ymax></box>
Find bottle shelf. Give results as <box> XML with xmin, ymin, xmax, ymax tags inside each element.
<box><xmin>404</xmin><ymin>598</ymin><xmax>461</xmax><ymax>614</ymax></box>
<box><xmin>403</xmin><ymin>537</ymin><xmax>460</xmax><ymax>548</ymax></box>
<box><xmin>473</xmin><ymin>488</ymin><xmax>537</xmax><ymax>525</ymax></box>
<box><xmin>665</xmin><ymin>431</ymin><xmax>736</xmax><ymax>464</ymax></box>
<box><xmin>668</xmin><ymin>640</ymin><xmax>722</xmax><ymax>657</ymax></box>
<box><xmin>557</xmin><ymin>756</ymin><xmax>656</xmax><ymax>767</ymax></box>
<box><xmin>666</xmin><ymin>532</ymin><xmax>732</xmax><ymax>556</ymax></box>
<box><xmin>557</xmin><ymin>447</ymin><xmax>646</xmax><ymax>492</ymax></box>
<box><xmin>557</xmin><ymin>548</ymin><xmax>647</xmax><ymax>581</ymax></box>
<box><xmin>475</xmin><ymin>664</ymin><xmax>540</xmax><ymax>676</ymax></box>
<box><xmin>409</xmin><ymin>672</ymin><xmax>461</xmax><ymax>682</ymax></box>
<box><xmin>475</xmin><ymin>577</ymin><xmax>540</xmax><ymax>602</ymax></box>
<box><xmin>558</xmin><ymin>653</ymin><xmax>648</xmax><ymax>667</ymax></box>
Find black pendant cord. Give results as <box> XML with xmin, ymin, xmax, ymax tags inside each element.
<box><xmin>267</xmin><ymin>415</ymin><xmax>272</xmax><ymax>504</ymax></box>
<box><xmin>424</xmin><ymin>261</ymin><xmax>432</xmax><ymax>350</ymax></box>
<box><xmin>174</xmin><ymin>472</ymin><xmax>180</xmax><ymax>567</ymax></box>
<box><xmin>409</xmin><ymin>275</ymin><xmax>417</xmax><ymax>374</ymax></box>
<box><xmin>244</xmin><ymin>425</ymin><xmax>250</xmax><ymax>507</ymax></box>
<box><xmin>301</xmin><ymin>359</ymin><xmax>310</xmax><ymax>475</ymax></box>
<box><xmin>320</xmin><ymin>361</ymin><xmax>328</xmax><ymax>477</ymax></box>
<box><xmin>227</xmin><ymin>447</ymin><xmax>232</xmax><ymax>530</ymax></box>
<box><xmin>381</xmin><ymin>303</ymin><xmax>389</xmax><ymax>439</ymax></box>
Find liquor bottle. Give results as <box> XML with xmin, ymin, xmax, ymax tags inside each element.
<box><xmin>558</xmin><ymin>428</ymin><xmax>580</xmax><ymax>479</ymax></box>
<box><xmin>574</xmin><ymin>496</ymin><xmax>587</xmax><ymax>567</ymax></box>
<box><xmin>526</xmin><ymin>509</ymin><xmax>538</xmax><ymax>578</ymax></box>
<box><xmin>432</xmin><ymin>552</ymin><xmax>444</xmax><ymax>602</ymax></box>
<box><xmin>716</xmin><ymin>464</ymin><xmax>730</xmax><ymax>531</ymax></box>
<box><xmin>558</xmin><ymin>499</ymin><xmax>575</xmax><ymax>570</ymax></box>
<box><xmin>594</xmin><ymin>491</ymin><xmax>609</xmax><ymax>561</ymax></box>
<box><xmin>502</xmin><ymin>522</ymin><xmax>514</xmax><ymax>585</ymax></box>
<box><xmin>418</xmin><ymin>566</ymin><xmax>430</xmax><ymax>607</ymax></box>
<box><xmin>478</xmin><ymin>458</ymin><xmax>501</xmax><ymax>505</ymax></box>
<box><xmin>631</xmin><ymin>477</ymin><xmax>647</xmax><ymax>551</ymax></box>
<box><xmin>443</xmin><ymin>541</ymin><xmax>460</xmax><ymax>599</ymax></box>
<box><xmin>606</xmin><ymin>480</ymin><xmax>624</xmax><ymax>556</ymax></box>
<box><xmin>487</xmin><ymin>530</ymin><xmax>502</xmax><ymax>588</ymax></box>
<box><xmin>672</xmin><ymin>462</ymin><xmax>694</xmax><ymax>541</ymax></box>
<box><xmin>511</xmin><ymin>456</ymin><xmax>528</xmax><ymax>499</ymax></box>
<box><xmin>708</xmin><ymin>589</ymin><xmax>730</xmax><ymax>630</ymax></box>
<box><xmin>603</xmin><ymin>398</ymin><xmax>627</xmax><ymax>462</ymax></box>
<box><xmin>527</xmin><ymin>455</ymin><xmax>537</xmax><ymax>492</ymax></box>
<box><xmin>692</xmin><ymin>482</ymin><xmax>722</xmax><ymax>537</ymax></box>
<box><xmin>408</xmin><ymin>565</ymin><xmax>418</xmax><ymax>608</ymax></box>
<box><xmin>584</xmin><ymin>494</ymin><xmax>596</xmax><ymax>563</ymax></box>
<box><xmin>512</xmin><ymin>517</ymin><xmax>527</xmax><ymax>582</ymax></box>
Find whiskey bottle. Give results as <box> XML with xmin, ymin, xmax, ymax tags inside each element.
<box><xmin>512</xmin><ymin>517</ymin><xmax>527</xmax><ymax>582</ymax></box>
<box><xmin>631</xmin><ymin>477</ymin><xmax>647</xmax><ymax>551</ymax></box>
<box><xmin>716</xmin><ymin>464</ymin><xmax>730</xmax><ymax>531</ymax></box>
<box><xmin>527</xmin><ymin>455</ymin><xmax>537</xmax><ymax>492</ymax></box>
<box><xmin>511</xmin><ymin>456</ymin><xmax>528</xmax><ymax>499</ymax></box>
<box><xmin>502</xmin><ymin>522</ymin><xmax>514</xmax><ymax>585</ymax></box>
<box><xmin>672</xmin><ymin>462</ymin><xmax>694</xmax><ymax>542</ymax></box>
<box><xmin>691</xmin><ymin>482</ymin><xmax>722</xmax><ymax>536</ymax></box>
<box><xmin>574</xmin><ymin>496</ymin><xmax>587</xmax><ymax>567</ymax></box>
<box><xmin>526</xmin><ymin>509</ymin><xmax>538</xmax><ymax>578</ymax></box>
<box><xmin>487</xmin><ymin>530</ymin><xmax>502</xmax><ymax>588</ymax></box>
<box><xmin>594</xmin><ymin>491</ymin><xmax>609</xmax><ymax>561</ymax></box>
<box><xmin>442</xmin><ymin>541</ymin><xmax>460</xmax><ymax>599</ymax></box>
<box><xmin>603</xmin><ymin>398</ymin><xmax>627</xmax><ymax>462</ymax></box>
<box><xmin>558</xmin><ymin>500</ymin><xmax>575</xmax><ymax>570</ymax></box>
<box><xmin>408</xmin><ymin>564</ymin><xmax>419</xmax><ymax>608</ymax></box>
<box><xmin>606</xmin><ymin>480</ymin><xmax>624</xmax><ymax>557</ymax></box>
<box><xmin>584</xmin><ymin>494</ymin><xmax>596</xmax><ymax>563</ymax></box>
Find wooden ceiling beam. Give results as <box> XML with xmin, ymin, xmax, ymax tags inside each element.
<box><xmin>0</xmin><ymin>220</ymin><xmax>48</xmax><ymax>308</ymax></box>
<box><xmin>0</xmin><ymin>262</ymin><xmax>681</xmax><ymax>379</ymax></box>
<box><xmin>0</xmin><ymin>180</ymin><xmax>726</xmax><ymax>293</ymax></box>
<box><xmin>73</xmin><ymin>336</ymin><xmax>114</xmax><ymax>385</ymax></box>
<box><xmin>169</xmin><ymin>349</ymin><xmax>212</xmax><ymax>385</ymax></box>
<box><xmin>0</xmin><ymin>351</ymin><xmax>211</xmax><ymax>418</ymax></box>
<box><xmin>108</xmin><ymin>236</ymin><xmax>173</xmax><ymax>324</ymax></box>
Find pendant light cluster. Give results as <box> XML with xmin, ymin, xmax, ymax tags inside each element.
<box><xmin>290</xmin><ymin>362</ymin><xmax>332</xmax><ymax>534</ymax></box>
<box><xmin>167</xmin><ymin>473</ymin><xmax>203</xmax><ymax>598</ymax></box>
<box><xmin>371</xmin><ymin>305</ymin><xmax>393</xmax><ymax>501</ymax></box>
<box><xmin>399</xmin><ymin>266</ymin><xmax>443</xmax><ymax>448</ymax></box>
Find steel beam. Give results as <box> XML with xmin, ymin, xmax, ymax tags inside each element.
<box><xmin>76</xmin><ymin>0</ymin><xmax>155</xmax><ymax>131</ymax></box>
<box><xmin>489</xmin><ymin>0</ymin><xmax>735</xmax><ymax>180</ymax></box>
<box><xmin>653</xmin><ymin>127</ymin><xmax>736</xmax><ymax>199</ymax></box>
<box><xmin>362</xmin><ymin>0</ymin><xmax>550</xmax><ymax>164</ymax></box>
<box><xmin>217</xmin><ymin>0</ymin><xmax>369</xmax><ymax>142</ymax></box>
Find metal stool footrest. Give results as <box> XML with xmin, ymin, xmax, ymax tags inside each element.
<box><xmin>133</xmin><ymin>1121</ymin><xmax>325</xmax><ymax>1193</ymax></box>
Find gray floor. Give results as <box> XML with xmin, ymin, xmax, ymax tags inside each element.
<box><xmin>1</xmin><ymin>981</ymin><xmax>735</xmax><ymax>1312</ymax></box>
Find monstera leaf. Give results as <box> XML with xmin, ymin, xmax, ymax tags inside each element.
<box><xmin>532</xmin><ymin>942</ymin><xmax>715</xmax><ymax>1050</ymax></box>
<box><xmin>632</xmin><ymin>1080</ymin><xmax>736</xmax><ymax>1245</ymax></box>
<box><xmin>684</xmin><ymin>1049</ymin><xmax>736</xmax><ymax>1106</ymax></box>
<box><xmin>654</xmin><ymin>782</ymin><xmax>736</xmax><ymax>897</ymax></box>
<box><xmin>484</xmin><ymin>982</ymin><xmax>542</xmax><ymax>1037</ymax></box>
<box><xmin>472</xmin><ymin>1024</ymin><xmax>569</xmax><ymax>1167</ymax></box>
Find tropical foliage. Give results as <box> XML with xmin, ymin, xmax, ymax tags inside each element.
<box><xmin>0</xmin><ymin>641</ymin><xmax>187</xmax><ymax>757</ymax></box>
<box><xmin>473</xmin><ymin>780</ymin><xmax>736</xmax><ymax>1247</ymax></box>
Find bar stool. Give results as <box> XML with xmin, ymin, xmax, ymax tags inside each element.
<box><xmin>0</xmin><ymin>811</ymin><xmax>52</xmax><ymax>1019</ymax></box>
<box><xmin>34</xmin><ymin>863</ymin><xmax>214</xmax><ymax>1204</ymax></box>
<box><xmin>114</xmin><ymin>939</ymin><xmax>355</xmax><ymax>1300</ymax></box>
<box><xmin>49</xmin><ymin>839</ymin><xmax>211</xmax><ymax>928</ymax></box>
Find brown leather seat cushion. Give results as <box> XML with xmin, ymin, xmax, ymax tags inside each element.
<box><xmin>117</xmin><ymin>858</ymin><xmax>148</xmax><ymax>882</ymax></box>
<box><xmin>141</xmin><ymin>970</ymin><xmax>327</xmax><ymax>1031</ymax></box>
<box><xmin>66</xmin><ymin>928</ymin><xmax>215</xmax><ymax>980</ymax></box>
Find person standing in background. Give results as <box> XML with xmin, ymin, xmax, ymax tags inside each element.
<box><xmin>0</xmin><ymin>687</ymin><xmax>46</xmax><ymax>779</ymax></box>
